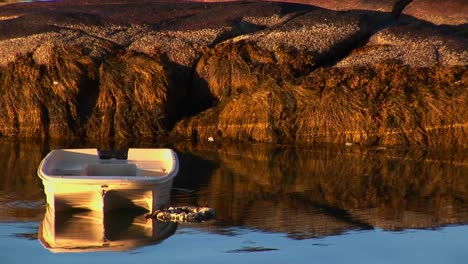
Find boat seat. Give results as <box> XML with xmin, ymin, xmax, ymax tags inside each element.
<box><xmin>137</xmin><ymin>168</ymin><xmax>167</xmax><ymax>177</ymax></box>
<box><xmin>53</xmin><ymin>169</ymin><xmax>84</xmax><ymax>176</ymax></box>
<box><xmin>85</xmin><ymin>163</ymin><xmax>138</xmax><ymax>176</ymax></box>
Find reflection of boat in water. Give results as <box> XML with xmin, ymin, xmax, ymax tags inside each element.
<box><xmin>38</xmin><ymin>206</ymin><xmax>177</xmax><ymax>253</ymax></box>
<box><xmin>37</xmin><ymin>148</ymin><xmax>178</xmax><ymax>212</ymax></box>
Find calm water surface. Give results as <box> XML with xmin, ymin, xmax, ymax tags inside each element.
<box><xmin>0</xmin><ymin>139</ymin><xmax>467</xmax><ymax>263</ymax></box>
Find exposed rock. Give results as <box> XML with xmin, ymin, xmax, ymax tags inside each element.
<box><xmin>0</xmin><ymin>1</ymin><xmax>299</xmax><ymax>66</ymax></box>
<box><xmin>129</xmin><ymin>28</ymin><xmax>231</xmax><ymax>67</ymax></box>
<box><xmin>0</xmin><ymin>24</ymin><xmax>116</xmax><ymax>67</ymax></box>
<box><xmin>252</xmin><ymin>9</ymin><xmax>367</xmax><ymax>53</ymax></box>
<box><xmin>338</xmin><ymin>23</ymin><xmax>468</xmax><ymax>67</ymax></box>
<box><xmin>402</xmin><ymin>0</ymin><xmax>468</xmax><ymax>25</ymax></box>
<box><xmin>174</xmin><ymin>3</ymin><xmax>466</xmax><ymax>147</ymax></box>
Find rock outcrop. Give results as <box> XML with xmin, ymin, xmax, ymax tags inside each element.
<box><xmin>0</xmin><ymin>0</ymin><xmax>466</xmax><ymax>147</ymax></box>
<box><xmin>402</xmin><ymin>0</ymin><xmax>468</xmax><ymax>25</ymax></box>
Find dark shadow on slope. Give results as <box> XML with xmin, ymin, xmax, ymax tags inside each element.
<box><xmin>0</xmin><ymin>11</ymin><xmax>106</xmax><ymax>40</ymax></box>
<box><xmin>76</xmin><ymin>73</ymin><xmax>100</xmax><ymax>131</ymax></box>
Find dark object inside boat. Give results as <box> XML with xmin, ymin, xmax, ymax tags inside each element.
<box><xmin>98</xmin><ymin>149</ymin><xmax>129</xmax><ymax>160</ymax></box>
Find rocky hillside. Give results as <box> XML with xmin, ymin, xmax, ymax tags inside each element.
<box><xmin>0</xmin><ymin>0</ymin><xmax>466</xmax><ymax>147</ymax></box>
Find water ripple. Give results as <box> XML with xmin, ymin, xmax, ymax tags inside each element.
<box><xmin>5</xmin><ymin>200</ymin><xmax>45</xmax><ymax>209</ymax></box>
<box><xmin>226</xmin><ymin>246</ymin><xmax>279</xmax><ymax>253</ymax></box>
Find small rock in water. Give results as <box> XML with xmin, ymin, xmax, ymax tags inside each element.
<box><xmin>208</xmin><ymin>137</ymin><xmax>214</xmax><ymax>142</ymax></box>
<box><xmin>146</xmin><ymin>206</ymin><xmax>216</xmax><ymax>223</ymax></box>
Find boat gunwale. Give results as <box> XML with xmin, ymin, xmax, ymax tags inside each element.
<box><xmin>37</xmin><ymin>148</ymin><xmax>179</xmax><ymax>185</ymax></box>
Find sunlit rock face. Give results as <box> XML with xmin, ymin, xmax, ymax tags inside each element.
<box><xmin>0</xmin><ymin>1</ymin><xmax>297</xmax><ymax>67</ymax></box>
<box><xmin>192</xmin><ymin>0</ymin><xmax>468</xmax><ymax>24</ymax></box>
<box><xmin>338</xmin><ymin>24</ymin><xmax>468</xmax><ymax>68</ymax></box>
<box><xmin>402</xmin><ymin>0</ymin><xmax>468</xmax><ymax>25</ymax></box>
<box><xmin>0</xmin><ymin>0</ymin><xmax>466</xmax><ymax>147</ymax></box>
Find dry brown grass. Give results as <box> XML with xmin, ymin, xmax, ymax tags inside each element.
<box><xmin>176</xmin><ymin>87</ymin><xmax>293</xmax><ymax>143</ymax></box>
<box><xmin>0</xmin><ymin>46</ymin><xmax>97</xmax><ymax>138</ymax></box>
<box><xmin>85</xmin><ymin>51</ymin><xmax>171</xmax><ymax>141</ymax></box>
<box><xmin>177</xmin><ymin>42</ymin><xmax>467</xmax><ymax>148</ymax></box>
<box><xmin>297</xmin><ymin>62</ymin><xmax>467</xmax><ymax>146</ymax></box>
<box><xmin>0</xmin><ymin>47</ymin><xmax>176</xmax><ymax>142</ymax></box>
<box><xmin>193</xmin><ymin>41</ymin><xmax>315</xmax><ymax>106</ymax></box>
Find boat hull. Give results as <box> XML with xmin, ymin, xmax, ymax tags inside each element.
<box><xmin>42</xmin><ymin>180</ymin><xmax>173</xmax><ymax>212</ymax></box>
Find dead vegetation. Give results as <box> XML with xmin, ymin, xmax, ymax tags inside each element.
<box><xmin>0</xmin><ymin>46</ymin><xmax>97</xmax><ymax>138</ymax></box>
<box><xmin>176</xmin><ymin>40</ymin><xmax>467</xmax><ymax>148</ymax></box>
<box><xmin>297</xmin><ymin>62</ymin><xmax>467</xmax><ymax>146</ymax></box>
<box><xmin>0</xmin><ymin>46</ymin><xmax>179</xmax><ymax>143</ymax></box>
<box><xmin>85</xmin><ymin>51</ymin><xmax>172</xmax><ymax>141</ymax></box>
<box><xmin>1</xmin><ymin>40</ymin><xmax>465</xmax><ymax>148</ymax></box>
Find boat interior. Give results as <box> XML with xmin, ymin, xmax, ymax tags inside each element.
<box><xmin>45</xmin><ymin>149</ymin><xmax>172</xmax><ymax>177</ymax></box>
<box><xmin>53</xmin><ymin>162</ymin><xmax>167</xmax><ymax>177</ymax></box>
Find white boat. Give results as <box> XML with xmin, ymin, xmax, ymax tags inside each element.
<box><xmin>38</xmin><ymin>148</ymin><xmax>179</xmax><ymax>212</ymax></box>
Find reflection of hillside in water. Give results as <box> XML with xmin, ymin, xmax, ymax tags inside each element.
<box><xmin>174</xmin><ymin>143</ymin><xmax>468</xmax><ymax>239</ymax></box>
<box><xmin>1</xmin><ymin>139</ymin><xmax>467</xmax><ymax>240</ymax></box>
<box><xmin>0</xmin><ymin>139</ymin><xmax>46</xmax><ymax>221</ymax></box>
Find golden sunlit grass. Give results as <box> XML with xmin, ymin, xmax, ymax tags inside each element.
<box><xmin>0</xmin><ymin>46</ymin><xmax>97</xmax><ymax>138</ymax></box>
<box><xmin>176</xmin><ymin>40</ymin><xmax>467</xmax><ymax>148</ymax></box>
<box><xmin>298</xmin><ymin>62</ymin><xmax>467</xmax><ymax>146</ymax></box>
<box><xmin>86</xmin><ymin>51</ymin><xmax>171</xmax><ymax>141</ymax></box>
<box><xmin>0</xmin><ymin>47</ymin><xmax>173</xmax><ymax>142</ymax></box>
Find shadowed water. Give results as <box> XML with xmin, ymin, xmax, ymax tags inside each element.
<box><xmin>0</xmin><ymin>139</ymin><xmax>467</xmax><ymax>263</ymax></box>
